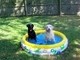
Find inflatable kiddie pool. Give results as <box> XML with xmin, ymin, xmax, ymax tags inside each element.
<box><xmin>21</xmin><ymin>30</ymin><xmax>68</xmax><ymax>55</ymax></box>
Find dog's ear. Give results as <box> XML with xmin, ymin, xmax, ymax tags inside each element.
<box><xmin>26</xmin><ymin>24</ymin><xmax>29</xmax><ymax>27</ymax></box>
<box><xmin>32</xmin><ymin>24</ymin><xmax>34</xmax><ymax>27</ymax></box>
<box><xmin>51</xmin><ymin>25</ymin><xmax>54</xmax><ymax>29</ymax></box>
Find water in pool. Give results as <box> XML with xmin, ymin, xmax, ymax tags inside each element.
<box><xmin>28</xmin><ymin>34</ymin><xmax>62</xmax><ymax>44</ymax></box>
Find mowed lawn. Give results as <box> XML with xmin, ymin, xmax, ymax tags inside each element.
<box><xmin>0</xmin><ymin>16</ymin><xmax>80</xmax><ymax>60</ymax></box>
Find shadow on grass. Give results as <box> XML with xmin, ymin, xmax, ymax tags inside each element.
<box><xmin>55</xmin><ymin>25</ymin><xmax>80</xmax><ymax>60</ymax></box>
<box><xmin>40</xmin><ymin>27</ymin><xmax>80</xmax><ymax>60</ymax></box>
<box><xmin>23</xmin><ymin>16</ymin><xmax>80</xmax><ymax>60</ymax></box>
<box><xmin>0</xmin><ymin>16</ymin><xmax>80</xmax><ymax>60</ymax></box>
<box><xmin>0</xmin><ymin>39</ymin><xmax>46</xmax><ymax>60</ymax></box>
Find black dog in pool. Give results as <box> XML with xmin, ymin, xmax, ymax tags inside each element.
<box><xmin>27</xmin><ymin>23</ymin><xmax>36</xmax><ymax>42</ymax></box>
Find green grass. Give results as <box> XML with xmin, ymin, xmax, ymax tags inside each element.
<box><xmin>0</xmin><ymin>15</ymin><xmax>80</xmax><ymax>60</ymax></box>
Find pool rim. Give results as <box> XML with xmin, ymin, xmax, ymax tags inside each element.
<box><xmin>21</xmin><ymin>30</ymin><xmax>68</xmax><ymax>49</ymax></box>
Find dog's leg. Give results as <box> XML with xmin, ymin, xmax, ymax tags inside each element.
<box><xmin>34</xmin><ymin>38</ymin><xmax>36</xmax><ymax>42</ymax></box>
<box><xmin>44</xmin><ymin>37</ymin><xmax>48</xmax><ymax>44</ymax></box>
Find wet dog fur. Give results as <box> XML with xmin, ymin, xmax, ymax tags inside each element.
<box><xmin>44</xmin><ymin>24</ymin><xmax>55</xmax><ymax>43</ymax></box>
<box><xmin>27</xmin><ymin>23</ymin><xmax>36</xmax><ymax>41</ymax></box>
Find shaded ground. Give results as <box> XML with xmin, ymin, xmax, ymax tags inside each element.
<box><xmin>0</xmin><ymin>15</ymin><xmax>80</xmax><ymax>60</ymax></box>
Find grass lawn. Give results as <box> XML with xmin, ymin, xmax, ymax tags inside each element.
<box><xmin>0</xmin><ymin>15</ymin><xmax>80</xmax><ymax>60</ymax></box>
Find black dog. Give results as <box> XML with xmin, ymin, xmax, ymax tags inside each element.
<box><xmin>27</xmin><ymin>23</ymin><xmax>36</xmax><ymax>41</ymax></box>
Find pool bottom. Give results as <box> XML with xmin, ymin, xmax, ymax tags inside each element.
<box><xmin>28</xmin><ymin>34</ymin><xmax>62</xmax><ymax>45</ymax></box>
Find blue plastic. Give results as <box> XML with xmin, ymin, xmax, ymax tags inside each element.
<box><xmin>28</xmin><ymin>34</ymin><xmax>62</xmax><ymax>45</ymax></box>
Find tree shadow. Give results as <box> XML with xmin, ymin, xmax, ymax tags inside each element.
<box><xmin>0</xmin><ymin>0</ymin><xmax>25</xmax><ymax>17</ymax></box>
<box><xmin>21</xmin><ymin>16</ymin><xmax>80</xmax><ymax>60</ymax></box>
<box><xmin>0</xmin><ymin>39</ymin><xmax>46</xmax><ymax>60</ymax></box>
<box><xmin>0</xmin><ymin>16</ymin><xmax>80</xmax><ymax>60</ymax></box>
<box><xmin>52</xmin><ymin>16</ymin><xmax>80</xmax><ymax>60</ymax></box>
<box><xmin>0</xmin><ymin>0</ymin><xmax>16</xmax><ymax>17</ymax></box>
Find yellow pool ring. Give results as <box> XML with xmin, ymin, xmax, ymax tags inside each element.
<box><xmin>22</xmin><ymin>30</ymin><xmax>68</xmax><ymax>49</ymax></box>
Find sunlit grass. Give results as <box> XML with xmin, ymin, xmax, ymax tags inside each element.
<box><xmin>0</xmin><ymin>15</ymin><xmax>80</xmax><ymax>60</ymax></box>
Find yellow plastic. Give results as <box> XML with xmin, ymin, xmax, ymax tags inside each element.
<box><xmin>22</xmin><ymin>30</ymin><xmax>67</xmax><ymax>49</ymax></box>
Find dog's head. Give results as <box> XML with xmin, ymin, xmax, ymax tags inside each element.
<box><xmin>45</xmin><ymin>24</ymin><xmax>54</xmax><ymax>32</ymax></box>
<box><xmin>27</xmin><ymin>23</ymin><xmax>34</xmax><ymax>31</ymax></box>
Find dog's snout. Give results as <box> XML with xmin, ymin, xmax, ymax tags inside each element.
<box><xmin>46</xmin><ymin>28</ymin><xmax>50</xmax><ymax>32</ymax></box>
